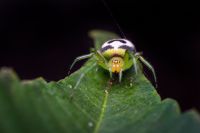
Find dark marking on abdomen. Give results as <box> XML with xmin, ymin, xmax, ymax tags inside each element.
<box><xmin>101</xmin><ymin>45</ymin><xmax>114</xmax><ymax>52</ymax></box>
<box><xmin>108</xmin><ymin>39</ymin><xmax>126</xmax><ymax>44</ymax></box>
<box><xmin>119</xmin><ymin>45</ymin><xmax>135</xmax><ymax>51</ymax></box>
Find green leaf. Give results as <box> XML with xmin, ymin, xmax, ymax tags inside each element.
<box><xmin>0</xmin><ymin>30</ymin><xmax>200</xmax><ymax>133</ymax></box>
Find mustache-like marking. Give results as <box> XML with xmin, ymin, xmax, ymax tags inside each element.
<box><xmin>101</xmin><ymin>45</ymin><xmax>114</xmax><ymax>52</ymax></box>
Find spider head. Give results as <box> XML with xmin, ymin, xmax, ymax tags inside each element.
<box><xmin>108</xmin><ymin>57</ymin><xmax>124</xmax><ymax>73</ymax></box>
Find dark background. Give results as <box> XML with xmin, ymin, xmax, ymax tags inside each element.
<box><xmin>0</xmin><ymin>0</ymin><xmax>199</xmax><ymax>111</ymax></box>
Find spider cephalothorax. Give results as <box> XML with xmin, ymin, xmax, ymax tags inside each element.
<box><xmin>69</xmin><ymin>38</ymin><xmax>156</xmax><ymax>85</ymax></box>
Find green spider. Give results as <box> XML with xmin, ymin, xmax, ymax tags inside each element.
<box><xmin>69</xmin><ymin>38</ymin><xmax>157</xmax><ymax>86</ymax></box>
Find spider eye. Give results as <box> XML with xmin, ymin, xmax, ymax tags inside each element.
<box><xmin>112</xmin><ymin>60</ymin><xmax>120</xmax><ymax>64</ymax></box>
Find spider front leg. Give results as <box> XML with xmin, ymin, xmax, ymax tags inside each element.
<box><xmin>93</xmin><ymin>50</ymin><xmax>111</xmax><ymax>77</ymax></box>
<box><xmin>68</xmin><ymin>53</ymin><xmax>94</xmax><ymax>75</ymax></box>
<box><xmin>69</xmin><ymin>51</ymin><xmax>108</xmax><ymax>100</ymax></box>
<box><xmin>135</xmin><ymin>52</ymin><xmax>157</xmax><ymax>88</ymax></box>
<box><xmin>69</xmin><ymin>62</ymin><xmax>97</xmax><ymax>100</ymax></box>
<box><xmin>125</xmin><ymin>51</ymin><xmax>140</xmax><ymax>75</ymax></box>
<box><xmin>119</xmin><ymin>70</ymin><xmax>123</xmax><ymax>82</ymax></box>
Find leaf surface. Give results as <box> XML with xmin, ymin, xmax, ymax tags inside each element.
<box><xmin>0</xmin><ymin>30</ymin><xmax>200</xmax><ymax>133</ymax></box>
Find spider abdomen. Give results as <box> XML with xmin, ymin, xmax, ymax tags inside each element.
<box><xmin>101</xmin><ymin>39</ymin><xmax>135</xmax><ymax>58</ymax></box>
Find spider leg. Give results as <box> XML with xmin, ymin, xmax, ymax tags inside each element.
<box><xmin>136</xmin><ymin>53</ymin><xmax>157</xmax><ymax>88</ymax></box>
<box><xmin>94</xmin><ymin>50</ymin><xmax>112</xmax><ymax>78</ymax></box>
<box><xmin>96</xmin><ymin>50</ymin><xmax>107</xmax><ymax>62</ymax></box>
<box><xmin>119</xmin><ymin>69</ymin><xmax>123</xmax><ymax>82</ymax></box>
<box><xmin>68</xmin><ymin>53</ymin><xmax>94</xmax><ymax>75</ymax></box>
<box><xmin>94</xmin><ymin>50</ymin><xmax>108</xmax><ymax>67</ymax></box>
<box><xmin>132</xmin><ymin>56</ymin><xmax>138</xmax><ymax>75</ymax></box>
<box><xmin>129</xmin><ymin>51</ymin><xmax>139</xmax><ymax>75</ymax></box>
<box><xmin>109</xmin><ymin>68</ymin><xmax>113</xmax><ymax>79</ymax></box>
<box><xmin>70</xmin><ymin>62</ymin><xmax>97</xmax><ymax>100</ymax></box>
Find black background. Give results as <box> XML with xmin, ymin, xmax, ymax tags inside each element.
<box><xmin>0</xmin><ymin>0</ymin><xmax>200</xmax><ymax>112</ymax></box>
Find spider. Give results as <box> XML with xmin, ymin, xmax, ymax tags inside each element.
<box><xmin>68</xmin><ymin>39</ymin><xmax>157</xmax><ymax>87</ymax></box>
